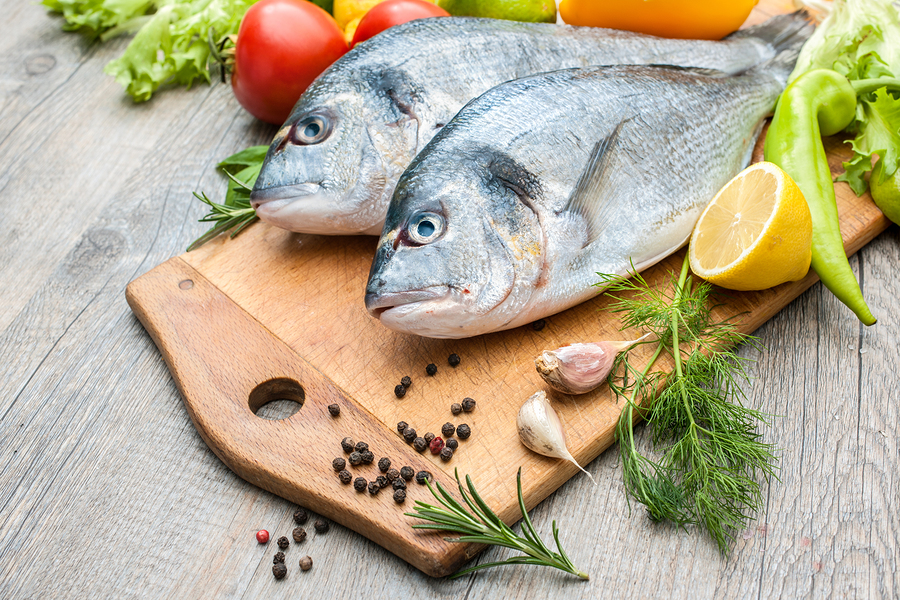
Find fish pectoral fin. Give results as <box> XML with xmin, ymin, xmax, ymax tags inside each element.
<box><xmin>563</xmin><ymin>120</ymin><xmax>628</xmax><ymax>247</ymax></box>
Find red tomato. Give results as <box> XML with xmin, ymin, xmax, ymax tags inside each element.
<box><xmin>351</xmin><ymin>0</ymin><xmax>450</xmax><ymax>47</ymax></box>
<box><xmin>232</xmin><ymin>0</ymin><xmax>349</xmax><ymax>125</ymax></box>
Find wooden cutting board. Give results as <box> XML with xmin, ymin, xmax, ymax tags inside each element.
<box><xmin>125</xmin><ymin>3</ymin><xmax>891</xmax><ymax>578</ymax></box>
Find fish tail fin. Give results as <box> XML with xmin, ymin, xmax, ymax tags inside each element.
<box><xmin>727</xmin><ymin>10</ymin><xmax>815</xmax><ymax>55</ymax></box>
<box><xmin>746</xmin><ymin>43</ymin><xmax>804</xmax><ymax>88</ymax></box>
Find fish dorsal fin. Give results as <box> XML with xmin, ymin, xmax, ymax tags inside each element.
<box><xmin>645</xmin><ymin>64</ymin><xmax>730</xmax><ymax>78</ymax></box>
<box><xmin>564</xmin><ymin>120</ymin><xmax>627</xmax><ymax>245</ymax></box>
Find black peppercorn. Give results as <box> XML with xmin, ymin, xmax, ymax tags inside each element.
<box><xmin>532</xmin><ymin>319</ymin><xmax>546</xmax><ymax>331</ymax></box>
<box><xmin>327</xmin><ymin>403</ymin><xmax>340</xmax><ymax>417</ymax></box>
<box><xmin>397</xmin><ymin>421</ymin><xmax>408</xmax><ymax>433</ymax></box>
<box><xmin>392</xmin><ymin>477</ymin><xmax>407</xmax><ymax>491</ymax></box>
<box><xmin>426</xmin><ymin>363</ymin><xmax>437</xmax><ymax>376</ymax></box>
<box><xmin>332</xmin><ymin>457</ymin><xmax>346</xmax><ymax>471</ymax></box>
<box><xmin>446</xmin><ymin>438</ymin><xmax>458</xmax><ymax>451</ymax></box>
<box><xmin>448</xmin><ymin>353</ymin><xmax>460</xmax><ymax>367</ymax></box>
<box><xmin>386</xmin><ymin>468</ymin><xmax>400</xmax><ymax>482</ymax></box>
<box><xmin>338</xmin><ymin>470</ymin><xmax>352</xmax><ymax>484</ymax></box>
<box><xmin>457</xmin><ymin>423</ymin><xmax>471</xmax><ymax>439</ymax></box>
<box><xmin>314</xmin><ymin>519</ymin><xmax>329</xmax><ymax>534</ymax></box>
<box><xmin>415</xmin><ymin>471</ymin><xmax>432</xmax><ymax>485</ymax></box>
<box><xmin>441</xmin><ymin>422</ymin><xmax>455</xmax><ymax>437</ymax></box>
<box><xmin>361</xmin><ymin>450</ymin><xmax>374</xmax><ymax>464</ymax></box>
<box><xmin>440</xmin><ymin>447</ymin><xmax>453</xmax><ymax>462</ymax></box>
<box><xmin>353</xmin><ymin>477</ymin><xmax>367</xmax><ymax>492</ymax></box>
<box><xmin>400</xmin><ymin>466</ymin><xmax>414</xmax><ymax>481</ymax></box>
<box><xmin>367</xmin><ymin>481</ymin><xmax>380</xmax><ymax>495</ymax></box>
<box><xmin>299</xmin><ymin>556</ymin><xmax>313</xmax><ymax>571</ymax></box>
<box><xmin>462</xmin><ymin>397</ymin><xmax>476</xmax><ymax>412</ymax></box>
<box><xmin>340</xmin><ymin>437</ymin><xmax>354</xmax><ymax>454</ymax></box>
<box><xmin>402</xmin><ymin>428</ymin><xmax>417</xmax><ymax>443</ymax></box>
<box><xmin>378</xmin><ymin>457</ymin><xmax>391</xmax><ymax>472</ymax></box>
<box><xmin>273</xmin><ymin>563</ymin><xmax>287</xmax><ymax>579</ymax></box>
<box><xmin>450</xmin><ymin>403</ymin><xmax>462</xmax><ymax>415</ymax></box>
<box><xmin>277</xmin><ymin>536</ymin><xmax>289</xmax><ymax>550</ymax></box>
<box><xmin>394</xmin><ymin>384</ymin><xmax>407</xmax><ymax>398</ymax></box>
<box><xmin>401</xmin><ymin>376</ymin><xmax>412</xmax><ymax>387</ymax></box>
<box><xmin>413</xmin><ymin>437</ymin><xmax>427</xmax><ymax>453</ymax></box>
<box><xmin>355</xmin><ymin>441</ymin><xmax>369</xmax><ymax>453</ymax></box>
<box><xmin>274</xmin><ymin>552</ymin><xmax>285</xmax><ymax>564</ymax></box>
<box><xmin>375</xmin><ymin>475</ymin><xmax>388</xmax><ymax>489</ymax></box>
<box><xmin>293</xmin><ymin>508</ymin><xmax>309</xmax><ymax>525</ymax></box>
<box><xmin>348</xmin><ymin>451</ymin><xmax>363</xmax><ymax>466</ymax></box>
<box><xmin>423</xmin><ymin>432</ymin><xmax>435</xmax><ymax>443</ymax></box>
<box><xmin>293</xmin><ymin>527</ymin><xmax>307</xmax><ymax>543</ymax></box>
<box><xmin>394</xmin><ymin>489</ymin><xmax>407</xmax><ymax>503</ymax></box>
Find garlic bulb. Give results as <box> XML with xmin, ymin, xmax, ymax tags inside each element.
<box><xmin>535</xmin><ymin>334</ymin><xmax>649</xmax><ymax>395</ymax></box>
<box><xmin>517</xmin><ymin>391</ymin><xmax>595</xmax><ymax>484</ymax></box>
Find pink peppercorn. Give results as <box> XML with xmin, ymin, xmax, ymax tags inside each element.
<box><xmin>256</xmin><ymin>530</ymin><xmax>270</xmax><ymax>544</ymax></box>
<box><xmin>429</xmin><ymin>436</ymin><xmax>445</xmax><ymax>454</ymax></box>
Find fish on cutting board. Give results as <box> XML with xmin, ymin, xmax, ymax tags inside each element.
<box><xmin>364</xmin><ymin>50</ymin><xmax>801</xmax><ymax>339</ymax></box>
<box><xmin>249</xmin><ymin>13</ymin><xmax>812</xmax><ymax>236</ymax></box>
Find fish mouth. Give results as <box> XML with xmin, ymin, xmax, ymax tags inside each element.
<box><xmin>250</xmin><ymin>183</ymin><xmax>323</xmax><ymax>212</ymax></box>
<box><xmin>365</xmin><ymin>286</ymin><xmax>451</xmax><ymax>320</ymax></box>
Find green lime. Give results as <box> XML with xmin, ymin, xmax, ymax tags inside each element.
<box><xmin>870</xmin><ymin>157</ymin><xmax>900</xmax><ymax>225</ymax></box>
<box><xmin>438</xmin><ymin>0</ymin><xmax>556</xmax><ymax>22</ymax></box>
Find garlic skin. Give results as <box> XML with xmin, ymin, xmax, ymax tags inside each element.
<box><xmin>517</xmin><ymin>391</ymin><xmax>595</xmax><ymax>484</ymax></box>
<box><xmin>535</xmin><ymin>335</ymin><xmax>649</xmax><ymax>395</ymax></box>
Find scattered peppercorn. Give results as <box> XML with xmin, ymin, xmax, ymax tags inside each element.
<box><xmin>355</xmin><ymin>441</ymin><xmax>369</xmax><ymax>453</ymax></box>
<box><xmin>293</xmin><ymin>527</ymin><xmax>307</xmax><ymax>543</ymax></box>
<box><xmin>450</xmin><ymin>403</ymin><xmax>462</xmax><ymax>415</ymax></box>
<box><xmin>367</xmin><ymin>481</ymin><xmax>380</xmax><ymax>495</ymax></box>
<box><xmin>273</xmin><ymin>563</ymin><xmax>287</xmax><ymax>580</ymax></box>
<box><xmin>256</xmin><ymin>530</ymin><xmax>270</xmax><ymax>544</ymax></box>
<box><xmin>457</xmin><ymin>424</ymin><xmax>471</xmax><ymax>439</ymax></box>
<box><xmin>448</xmin><ymin>353</ymin><xmax>460</xmax><ymax>367</ymax></box>
<box><xmin>446</xmin><ymin>438</ymin><xmax>458</xmax><ymax>451</ymax></box>
<box><xmin>392</xmin><ymin>477</ymin><xmax>407</xmax><ymax>491</ymax></box>
<box><xmin>532</xmin><ymin>318</ymin><xmax>546</xmax><ymax>331</ymax></box>
<box><xmin>394</xmin><ymin>384</ymin><xmax>407</xmax><ymax>398</ymax></box>
<box><xmin>327</xmin><ymin>403</ymin><xmax>340</xmax><ymax>417</ymax></box>
<box><xmin>400</xmin><ymin>466</ymin><xmax>414</xmax><ymax>481</ymax></box>
<box><xmin>353</xmin><ymin>477</ymin><xmax>367</xmax><ymax>492</ymax></box>
<box><xmin>386</xmin><ymin>468</ymin><xmax>400</xmax><ymax>482</ymax></box>
<box><xmin>462</xmin><ymin>397</ymin><xmax>476</xmax><ymax>412</ymax></box>
<box><xmin>339</xmin><ymin>470</ymin><xmax>352</xmax><ymax>485</ymax></box>
<box><xmin>426</xmin><ymin>363</ymin><xmax>437</xmax><ymax>376</ymax></box>
<box><xmin>348</xmin><ymin>451</ymin><xmax>363</xmax><ymax>466</ymax></box>
<box><xmin>440</xmin><ymin>447</ymin><xmax>453</xmax><ymax>462</ymax></box>
<box><xmin>397</xmin><ymin>421</ymin><xmax>408</xmax><ymax>434</ymax></box>
<box><xmin>413</xmin><ymin>437</ymin><xmax>427</xmax><ymax>453</ymax></box>
<box><xmin>299</xmin><ymin>556</ymin><xmax>313</xmax><ymax>571</ymax></box>
<box><xmin>415</xmin><ymin>471</ymin><xmax>432</xmax><ymax>485</ymax></box>
<box><xmin>274</xmin><ymin>551</ymin><xmax>285</xmax><ymax>564</ymax></box>
<box><xmin>361</xmin><ymin>450</ymin><xmax>374</xmax><ymax>464</ymax></box>
<box><xmin>402</xmin><ymin>428</ymin><xmax>417</xmax><ymax>443</ymax></box>
<box><xmin>378</xmin><ymin>457</ymin><xmax>391</xmax><ymax>472</ymax></box>
<box><xmin>332</xmin><ymin>457</ymin><xmax>346</xmax><ymax>471</ymax></box>
<box><xmin>393</xmin><ymin>489</ymin><xmax>407</xmax><ymax>503</ymax></box>
<box><xmin>340</xmin><ymin>437</ymin><xmax>354</xmax><ymax>454</ymax></box>
<box><xmin>314</xmin><ymin>519</ymin><xmax>329</xmax><ymax>534</ymax></box>
<box><xmin>277</xmin><ymin>536</ymin><xmax>289</xmax><ymax>550</ymax></box>
<box><xmin>441</xmin><ymin>423</ymin><xmax>455</xmax><ymax>438</ymax></box>
<box><xmin>429</xmin><ymin>437</ymin><xmax>445</xmax><ymax>454</ymax></box>
<box><xmin>423</xmin><ymin>432</ymin><xmax>435</xmax><ymax>443</ymax></box>
<box><xmin>401</xmin><ymin>376</ymin><xmax>412</xmax><ymax>387</ymax></box>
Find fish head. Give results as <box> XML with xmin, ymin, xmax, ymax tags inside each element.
<box><xmin>250</xmin><ymin>68</ymin><xmax>425</xmax><ymax>236</ymax></box>
<box><xmin>365</xmin><ymin>149</ymin><xmax>545</xmax><ymax>338</ymax></box>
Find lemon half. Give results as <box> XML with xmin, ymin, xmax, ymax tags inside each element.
<box><xmin>689</xmin><ymin>161</ymin><xmax>812</xmax><ymax>291</ymax></box>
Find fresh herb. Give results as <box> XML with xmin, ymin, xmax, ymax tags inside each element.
<box><xmin>598</xmin><ymin>254</ymin><xmax>777</xmax><ymax>555</ymax></box>
<box><xmin>407</xmin><ymin>468</ymin><xmax>589</xmax><ymax>580</ymax></box>
<box><xmin>187</xmin><ymin>145</ymin><xmax>266</xmax><ymax>251</ymax></box>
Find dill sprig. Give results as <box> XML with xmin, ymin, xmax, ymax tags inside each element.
<box><xmin>406</xmin><ymin>468</ymin><xmax>589</xmax><ymax>580</ymax></box>
<box><xmin>597</xmin><ymin>254</ymin><xmax>777</xmax><ymax>554</ymax></box>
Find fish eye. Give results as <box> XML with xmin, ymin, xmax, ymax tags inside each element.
<box><xmin>291</xmin><ymin>114</ymin><xmax>331</xmax><ymax>145</ymax></box>
<box><xmin>407</xmin><ymin>212</ymin><xmax>445</xmax><ymax>245</ymax></box>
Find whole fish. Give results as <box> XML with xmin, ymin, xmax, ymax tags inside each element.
<box><xmin>364</xmin><ymin>52</ymin><xmax>798</xmax><ymax>338</ymax></box>
<box><xmin>250</xmin><ymin>13</ymin><xmax>811</xmax><ymax>235</ymax></box>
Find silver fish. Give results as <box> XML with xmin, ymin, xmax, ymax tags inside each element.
<box><xmin>364</xmin><ymin>53</ymin><xmax>797</xmax><ymax>338</ymax></box>
<box><xmin>250</xmin><ymin>14</ymin><xmax>811</xmax><ymax>235</ymax></box>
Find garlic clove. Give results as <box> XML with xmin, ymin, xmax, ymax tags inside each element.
<box><xmin>517</xmin><ymin>391</ymin><xmax>595</xmax><ymax>484</ymax></box>
<box><xmin>535</xmin><ymin>334</ymin><xmax>649</xmax><ymax>395</ymax></box>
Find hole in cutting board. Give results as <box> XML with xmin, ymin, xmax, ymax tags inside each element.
<box><xmin>250</xmin><ymin>378</ymin><xmax>304</xmax><ymax>420</ymax></box>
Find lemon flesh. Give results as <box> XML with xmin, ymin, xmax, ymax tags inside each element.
<box><xmin>689</xmin><ymin>161</ymin><xmax>812</xmax><ymax>291</ymax></box>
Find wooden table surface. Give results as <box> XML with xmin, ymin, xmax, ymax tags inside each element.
<box><xmin>1</xmin><ymin>2</ymin><xmax>898</xmax><ymax>598</ymax></box>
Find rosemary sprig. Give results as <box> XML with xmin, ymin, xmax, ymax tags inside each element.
<box><xmin>598</xmin><ymin>254</ymin><xmax>777</xmax><ymax>554</ymax></box>
<box><xmin>406</xmin><ymin>468</ymin><xmax>589</xmax><ymax>580</ymax></box>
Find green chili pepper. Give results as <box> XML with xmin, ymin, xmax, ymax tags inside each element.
<box><xmin>763</xmin><ymin>69</ymin><xmax>900</xmax><ymax>326</ymax></box>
